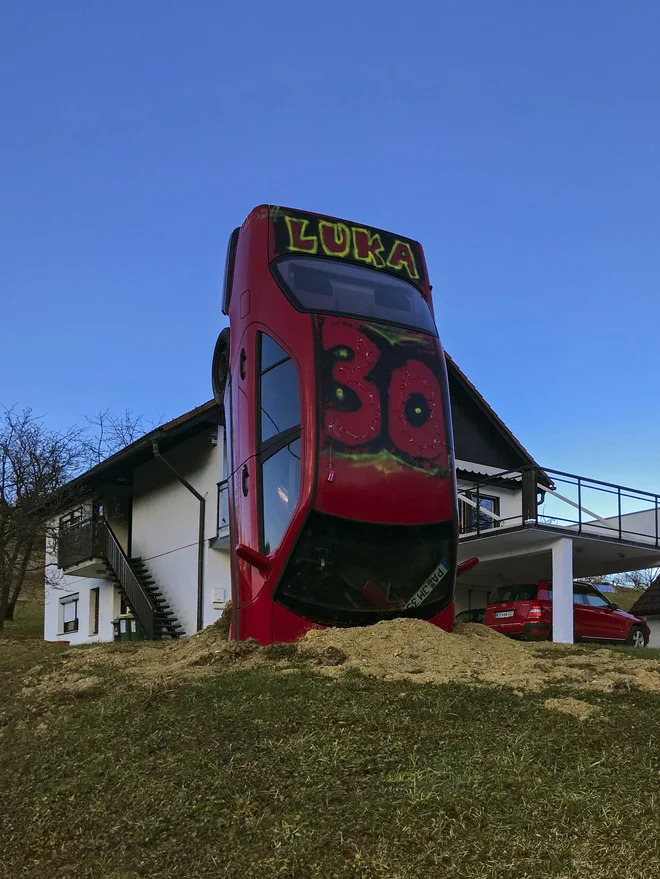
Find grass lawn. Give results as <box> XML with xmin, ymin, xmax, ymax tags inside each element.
<box><xmin>1</xmin><ymin>599</ymin><xmax>44</xmax><ymax>641</ymax></box>
<box><xmin>1</xmin><ymin>636</ymin><xmax>660</xmax><ymax>879</ymax></box>
<box><xmin>609</xmin><ymin>588</ymin><xmax>645</xmax><ymax>612</ymax></box>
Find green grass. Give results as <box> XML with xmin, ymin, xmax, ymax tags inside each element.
<box><xmin>533</xmin><ymin>641</ymin><xmax>660</xmax><ymax>661</ymax></box>
<box><xmin>2</xmin><ymin>641</ymin><xmax>660</xmax><ymax>878</ymax></box>
<box><xmin>610</xmin><ymin>588</ymin><xmax>645</xmax><ymax>612</ymax></box>
<box><xmin>0</xmin><ymin>599</ymin><xmax>44</xmax><ymax>640</ymax></box>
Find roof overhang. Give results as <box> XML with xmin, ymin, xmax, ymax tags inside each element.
<box><xmin>458</xmin><ymin>525</ymin><xmax>660</xmax><ymax>588</ymax></box>
<box><xmin>39</xmin><ymin>401</ymin><xmax>222</xmax><ymax>514</ymax></box>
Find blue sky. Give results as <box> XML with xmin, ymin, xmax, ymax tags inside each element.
<box><xmin>2</xmin><ymin>1</ymin><xmax>659</xmax><ymax>490</ymax></box>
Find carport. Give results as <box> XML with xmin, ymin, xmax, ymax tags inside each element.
<box><xmin>456</xmin><ymin>466</ymin><xmax>660</xmax><ymax>643</ymax></box>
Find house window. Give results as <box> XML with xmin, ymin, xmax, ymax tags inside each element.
<box><xmin>89</xmin><ymin>587</ymin><xmax>100</xmax><ymax>635</ymax></box>
<box><xmin>60</xmin><ymin>595</ymin><xmax>79</xmax><ymax>634</ymax></box>
<box><xmin>461</xmin><ymin>492</ymin><xmax>500</xmax><ymax>533</ymax></box>
<box><xmin>257</xmin><ymin>333</ymin><xmax>302</xmax><ymax>554</ymax></box>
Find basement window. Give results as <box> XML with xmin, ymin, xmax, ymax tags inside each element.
<box><xmin>60</xmin><ymin>595</ymin><xmax>79</xmax><ymax>634</ymax></box>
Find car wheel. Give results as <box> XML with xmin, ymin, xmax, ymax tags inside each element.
<box><xmin>212</xmin><ymin>327</ymin><xmax>230</xmax><ymax>405</ymax></box>
<box><xmin>626</xmin><ymin>625</ymin><xmax>648</xmax><ymax>648</ymax></box>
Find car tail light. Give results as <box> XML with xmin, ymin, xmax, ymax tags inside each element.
<box><xmin>527</xmin><ymin>605</ymin><xmax>544</xmax><ymax>619</ymax></box>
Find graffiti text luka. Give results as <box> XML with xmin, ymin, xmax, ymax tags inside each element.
<box><xmin>271</xmin><ymin>207</ymin><xmax>425</xmax><ymax>284</ymax></box>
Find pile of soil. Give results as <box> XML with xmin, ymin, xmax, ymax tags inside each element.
<box><xmin>300</xmin><ymin>618</ymin><xmax>660</xmax><ymax>694</ymax></box>
<box><xmin>15</xmin><ymin>617</ymin><xmax>660</xmax><ymax>706</ymax></box>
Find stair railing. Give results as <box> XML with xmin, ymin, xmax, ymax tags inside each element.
<box><xmin>100</xmin><ymin>518</ymin><xmax>156</xmax><ymax>639</ymax></box>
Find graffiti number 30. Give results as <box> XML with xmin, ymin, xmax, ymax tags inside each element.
<box><xmin>321</xmin><ymin>320</ymin><xmax>446</xmax><ymax>467</ymax></box>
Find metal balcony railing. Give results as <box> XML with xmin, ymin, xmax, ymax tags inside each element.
<box><xmin>458</xmin><ymin>466</ymin><xmax>660</xmax><ymax>549</ymax></box>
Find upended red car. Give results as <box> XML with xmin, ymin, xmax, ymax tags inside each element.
<box><xmin>484</xmin><ymin>581</ymin><xmax>649</xmax><ymax>647</ymax></box>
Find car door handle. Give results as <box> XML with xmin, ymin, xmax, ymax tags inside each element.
<box><xmin>242</xmin><ymin>464</ymin><xmax>249</xmax><ymax>497</ymax></box>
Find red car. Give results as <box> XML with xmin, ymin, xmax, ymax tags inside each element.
<box><xmin>484</xmin><ymin>581</ymin><xmax>649</xmax><ymax>647</ymax></box>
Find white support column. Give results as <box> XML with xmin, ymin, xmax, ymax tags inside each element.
<box><xmin>551</xmin><ymin>537</ymin><xmax>574</xmax><ymax>644</ymax></box>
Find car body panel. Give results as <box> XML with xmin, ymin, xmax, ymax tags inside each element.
<box><xmin>484</xmin><ymin>581</ymin><xmax>649</xmax><ymax>644</ymax></box>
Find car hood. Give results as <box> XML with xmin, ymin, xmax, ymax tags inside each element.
<box><xmin>615</xmin><ymin>608</ymin><xmax>646</xmax><ymax>626</ymax></box>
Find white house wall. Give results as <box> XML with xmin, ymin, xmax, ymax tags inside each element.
<box><xmin>131</xmin><ymin>428</ymin><xmax>231</xmax><ymax>638</ymax></box>
<box><xmin>645</xmin><ymin>617</ymin><xmax>660</xmax><ymax>648</ymax></box>
<box><xmin>578</xmin><ymin>508</ymin><xmax>660</xmax><ymax>547</ymax></box>
<box><xmin>44</xmin><ymin>550</ymin><xmax>119</xmax><ymax>645</ymax></box>
<box><xmin>44</xmin><ymin>429</ymin><xmax>231</xmax><ymax>644</ymax></box>
<box><xmin>454</xmin><ymin>583</ymin><xmax>492</xmax><ymax>614</ymax></box>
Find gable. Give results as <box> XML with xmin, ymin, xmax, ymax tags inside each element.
<box><xmin>446</xmin><ymin>357</ymin><xmax>538</xmax><ymax>472</ymax></box>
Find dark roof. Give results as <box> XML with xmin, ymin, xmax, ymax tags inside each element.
<box><xmin>629</xmin><ymin>579</ymin><xmax>660</xmax><ymax>616</ymax></box>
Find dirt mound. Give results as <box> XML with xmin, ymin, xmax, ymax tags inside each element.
<box><xmin>300</xmin><ymin>618</ymin><xmax>660</xmax><ymax>695</ymax></box>
<box><xmin>14</xmin><ymin>617</ymin><xmax>660</xmax><ymax>707</ymax></box>
<box><xmin>300</xmin><ymin>617</ymin><xmax>531</xmax><ymax>687</ymax></box>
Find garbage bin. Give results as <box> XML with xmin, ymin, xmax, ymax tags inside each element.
<box><xmin>112</xmin><ymin>614</ymin><xmax>146</xmax><ymax>642</ymax></box>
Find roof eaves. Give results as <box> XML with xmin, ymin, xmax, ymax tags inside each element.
<box><xmin>42</xmin><ymin>400</ymin><xmax>221</xmax><ymax>511</ymax></box>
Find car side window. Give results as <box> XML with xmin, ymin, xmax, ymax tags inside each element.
<box><xmin>573</xmin><ymin>592</ymin><xmax>589</xmax><ymax>605</ymax></box>
<box><xmin>257</xmin><ymin>332</ymin><xmax>302</xmax><ymax>555</ymax></box>
<box><xmin>586</xmin><ymin>593</ymin><xmax>610</xmax><ymax>608</ymax></box>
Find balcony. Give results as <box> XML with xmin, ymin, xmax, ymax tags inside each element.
<box><xmin>58</xmin><ymin>517</ymin><xmax>112</xmax><ymax>578</ymax></box>
<box><xmin>57</xmin><ymin>516</ymin><xmax>184</xmax><ymax>640</ymax></box>
<box><xmin>457</xmin><ymin>466</ymin><xmax>660</xmax><ymax>586</ymax></box>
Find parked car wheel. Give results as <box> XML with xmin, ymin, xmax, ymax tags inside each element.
<box><xmin>626</xmin><ymin>625</ymin><xmax>648</xmax><ymax>648</ymax></box>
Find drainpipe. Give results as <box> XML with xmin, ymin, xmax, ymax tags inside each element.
<box><xmin>152</xmin><ymin>438</ymin><xmax>206</xmax><ymax>632</ymax></box>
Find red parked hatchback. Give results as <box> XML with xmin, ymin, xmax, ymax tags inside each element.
<box><xmin>484</xmin><ymin>581</ymin><xmax>649</xmax><ymax>647</ymax></box>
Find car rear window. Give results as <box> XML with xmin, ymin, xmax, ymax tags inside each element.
<box><xmin>491</xmin><ymin>584</ymin><xmax>538</xmax><ymax>603</ymax></box>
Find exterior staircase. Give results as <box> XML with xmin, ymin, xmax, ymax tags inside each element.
<box><xmin>102</xmin><ymin>554</ymin><xmax>185</xmax><ymax>641</ymax></box>
<box><xmin>128</xmin><ymin>557</ymin><xmax>184</xmax><ymax>640</ymax></box>
<box><xmin>57</xmin><ymin>516</ymin><xmax>185</xmax><ymax>640</ymax></box>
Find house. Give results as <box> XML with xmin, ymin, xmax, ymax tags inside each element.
<box><xmin>628</xmin><ymin>580</ymin><xmax>660</xmax><ymax>646</ymax></box>
<box><xmin>44</xmin><ymin>356</ymin><xmax>660</xmax><ymax>645</ymax></box>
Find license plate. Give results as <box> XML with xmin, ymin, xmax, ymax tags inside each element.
<box><xmin>404</xmin><ymin>559</ymin><xmax>451</xmax><ymax>609</ymax></box>
<box><xmin>495</xmin><ymin>611</ymin><xmax>514</xmax><ymax>619</ymax></box>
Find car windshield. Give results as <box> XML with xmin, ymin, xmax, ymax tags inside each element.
<box><xmin>272</xmin><ymin>255</ymin><xmax>437</xmax><ymax>335</ymax></box>
<box><xmin>491</xmin><ymin>584</ymin><xmax>538</xmax><ymax>603</ymax></box>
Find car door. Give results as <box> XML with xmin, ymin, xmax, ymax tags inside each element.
<box><xmin>575</xmin><ymin>586</ymin><xmax>622</xmax><ymax>641</ymax></box>
<box><xmin>583</xmin><ymin>588</ymin><xmax>625</xmax><ymax>640</ymax></box>
<box><xmin>571</xmin><ymin>586</ymin><xmax>591</xmax><ymax>640</ymax></box>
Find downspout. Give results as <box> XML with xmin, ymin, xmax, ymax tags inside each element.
<box><xmin>152</xmin><ymin>438</ymin><xmax>206</xmax><ymax>633</ymax></box>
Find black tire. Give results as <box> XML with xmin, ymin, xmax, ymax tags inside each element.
<box><xmin>212</xmin><ymin>327</ymin><xmax>231</xmax><ymax>404</ymax></box>
<box><xmin>625</xmin><ymin>625</ymin><xmax>648</xmax><ymax>648</ymax></box>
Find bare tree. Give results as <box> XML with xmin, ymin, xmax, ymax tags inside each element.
<box><xmin>607</xmin><ymin>567</ymin><xmax>660</xmax><ymax>591</ymax></box>
<box><xmin>0</xmin><ymin>406</ymin><xmax>150</xmax><ymax>631</ymax></box>
<box><xmin>0</xmin><ymin>407</ymin><xmax>88</xmax><ymax>630</ymax></box>
<box><xmin>83</xmin><ymin>409</ymin><xmax>147</xmax><ymax>466</ymax></box>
